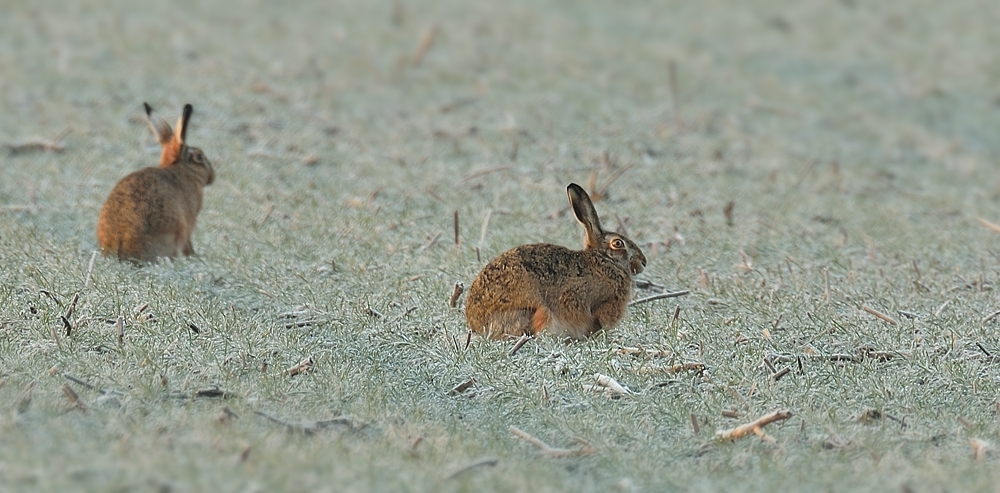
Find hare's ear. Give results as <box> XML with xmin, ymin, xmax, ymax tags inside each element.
<box><xmin>144</xmin><ymin>103</ymin><xmax>174</xmax><ymax>145</ymax></box>
<box><xmin>174</xmin><ymin>104</ymin><xmax>193</xmax><ymax>146</ymax></box>
<box><xmin>568</xmin><ymin>183</ymin><xmax>604</xmax><ymax>249</ymax></box>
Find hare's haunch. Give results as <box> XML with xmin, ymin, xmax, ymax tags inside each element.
<box><xmin>465</xmin><ymin>184</ymin><xmax>646</xmax><ymax>340</ymax></box>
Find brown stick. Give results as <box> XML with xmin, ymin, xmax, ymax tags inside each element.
<box><xmin>862</xmin><ymin>306</ymin><xmax>898</xmax><ymax>325</ymax></box>
<box><xmin>509</xmin><ymin>426</ymin><xmax>596</xmax><ymax>458</ymax></box>
<box><xmin>5</xmin><ymin>127</ymin><xmax>71</xmax><ymax>155</ymax></box>
<box><xmin>444</xmin><ymin>457</ymin><xmax>499</xmax><ymax>480</ymax></box>
<box><xmin>62</xmin><ymin>383</ymin><xmax>87</xmax><ymax>412</ymax></box>
<box><xmin>634</xmin><ymin>363</ymin><xmax>705</xmax><ymax>374</ymax></box>
<box><xmin>508</xmin><ymin>334</ymin><xmax>531</xmax><ymax>356</ymax></box>
<box><xmin>254</xmin><ymin>410</ymin><xmax>357</xmax><ymax>434</ymax></box>
<box><xmin>286</xmin><ymin>357</ymin><xmax>313</xmax><ymax>376</ymax></box>
<box><xmin>629</xmin><ymin>290</ymin><xmax>690</xmax><ymax>306</ymax></box>
<box><xmin>971</xmin><ymin>438</ymin><xmax>992</xmax><ymax>461</ymax></box>
<box><xmin>448</xmin><ymin>377</ymin><xmax>476</xmax><ymax>396</ymax></box>
<box><xmin>411</xmin><ymin>26</ymin><xmax>438</xmax><ymax>65</ymax></box>
<box><xmin>585</xmin><ymin>373</ymin><xmax>630</xmax><ymax>395</ymax></box>
<box><xmin>449</xmin><ymin>282</ymin><xmax>464</xmax><ymax>308</ymax></box>
<box><xmin>61</xmin><ymin>315</ymin><xmax>73</xmax><ymax>337</ymax></box>
<box><xmin>115</xmin><ymin>315</ymin><xmax>124</xmax><ymax>347</ymax></box>
<box><xmin>978</xmin><ymin>217</ymin><xmax>1000</xmax><ymax>234</ymax></box>
<box><xmin>715</xmin><ymin>409</ymin><xmax>792</xmax><ymax>442</ymax></box>
<box><xmin>634</xmin><ymin>279</ymin><xmax>671</xmax><ymax>291</ymax></box>
<box><xmin>49</xmin><ymin>321</ymin><xmax>63</xmax><ymax>350</ymax></box>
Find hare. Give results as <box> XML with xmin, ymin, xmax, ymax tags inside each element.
<box><xmin>465</xmin><ymin>183</ymin><xmax>647</xmax><ymax>340</ymax></box>
<box><xmin>96</xmin><ymin>103</ymin><xmax>215</xmax><ymax>263</ymax></box>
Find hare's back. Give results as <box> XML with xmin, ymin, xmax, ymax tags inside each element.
<box><xmin>468</xmin><ymin>244</ymin><xmax>589</xmax><ymax>305</ymax></box>
<box><xmin>498</xmin><ymin>243</ymin><xmax>592</xmax><ymax>285</ymax></box>
<box><xmin>101</xmin><ymin>167</ymin><xmax>190</xmax><ymax>230</ymax></box>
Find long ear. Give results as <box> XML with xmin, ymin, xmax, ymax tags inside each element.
<box><xmin>567</xmin><ymin>183</ymin><xmax>603</xmax><ymax>249</ymax></box>
<box><xmin>175</xmin><ymin>104</ymin><xmax>192</xmax><ymax>147</ymax></box>
<box><xmin>144</xmin><ymin>103</ymin><xmax>174</xmax><ymax>145</ymax></box>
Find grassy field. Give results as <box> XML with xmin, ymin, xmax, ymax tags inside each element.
<box><xmin>3</xmin><ymin>0</ymin><xmax>1000</xmax><ymax>491</ymax></box>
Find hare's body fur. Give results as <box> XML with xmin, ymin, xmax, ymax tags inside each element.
<box><xmin>465</xmin><ymin>184</ymin><xmax>646</xmax><ymax>340</ymax></box>
<box><xmin>465</xmin><ymin>243</ymin><xmax>634</xmax><ymax>339</ymax></box>
<box><xmin>97</xmin><ymin>165</ymin><xmax>207</xmax><ymax>261</ymax></box>
<box><xmin>96</xmin><ymin>103</ymin><xmax>213</xmax><ymax>263</ymax></box>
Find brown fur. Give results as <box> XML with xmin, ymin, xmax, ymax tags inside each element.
<box><xmin>96</xmin><ymin>103</ymin><xmax>214</xmax><ymax>263</ymax></box>
<box><xmin>465</xmin><ymin>184</ymin><xmax>647</xmax><ymax>340</ymax></box>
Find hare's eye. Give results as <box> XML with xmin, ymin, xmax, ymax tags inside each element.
<box><xmin>610</xmin><ymin>238</ymin><xmax>626</xmax><ymax>250</ymax></box>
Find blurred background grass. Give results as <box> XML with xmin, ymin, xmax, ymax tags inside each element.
<box><xmin>2</xmin><ymin>0</ymin><xmax>1000</xmax><ymax>491</ymax></box>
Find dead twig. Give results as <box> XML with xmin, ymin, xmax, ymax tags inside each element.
<box><xmin>508</xmin><ymin>334</ymin><xmax>531</xmax><ymax>356</ymax></box>
<box><xmin>254</xmin><ymin>410</ymin><xmax>358</xmax><ymax>434</ymax></box>
<box><xmin>439</xmin><ymin>97</ymin><xmax>479</xmax><ymax>113</ymax></box>
<box><xmin>584</xmin><ymin>373</ymin><xmax>630</xmax><ymax>395</ymax></box>
<box><xmin>419</xmin><ymin>232</ymin><xmax>442</xmax><ymax>251</ymax></box>
<box><xmin>61</xmin><ymin>315</ymin><xmax>73</xmax><ymax>337</ymax></box>
<box><xmin>634</xmin><ymin>279</ymin><xmax>671</xmax><ymax>291</ymax></box>
<box><xmin>169</xmin><ymin>388</ymin><xmax>238</xmax><ymax>400</ymax></box>
<box><xmin>976</xmin><ymin>342</ymin><xmax>992</xmax><ymax>358</ymax></box>
<box><xmin>449</xmin><ymin>282</ymin><xmax>464</xmax><ymax>308</ymax></box>
<box><xmin>509</xmin><ymin>426</ymin><xmax>596</xmax><ymax>458</ymax></box>
<box><xmin>629</xmin><ymin>290</ymin><xmax>691</xmax><ymax>306</ymax></box>
<box><xmin>978</xmin><ymin>217</ymin><xmax>1000</xmax><ymax>235</ymax></box>
<box><xmin>411</xmin><ymin>25</ymin><xmax>438</xmax><ymax>65</ymax></box>
<box><xmin>257</xmin><ymin>204</ymin><xmax>275</xmax><ymax>225</ymax></box>
<box><xmin>862</xmin><ymin>306</ymin><xmax>898</xmax><ymax>325</ymax></box>
<box><xmin>61</xmin><ymin>383</ymin><xmax>87</xmax><ymax>412</ymax></box>
<box><xmin>634</xmin><ymin>363</ymin><xmax>705</xmax><ymax>374</ymax></box>
<box><xmin>715</xmin><ymin>409</ymin><xmax>792</xmax><ymax>442</ymax></box>
<box><xmin>48</xmin><ymin>321</ymin><xmax>63</xmax><ymax>351</ymax></box>
<box><xmin>115</xmin><ymin>315</ymin><xmax>124</xmax><ymax>347</ymax></box>
<box><xmin>443</xmin><ymin>457</ymin><xmax>499</xmax><ymax>480</ymax></box>
<box><xmin>462</xmin><ymin>166</ymin><xmax>510</xmax><ymax>182</ymax></box>
<box><xmin>448</xmin><ymin>378</ymin><xmax>476</xmax><ymax>396</ymax></box>
<box><xmin>64</xmin><ymin>293</ymin><xmax>80</xmax><ymax>321</ymax></box>
<box><xmin>84</xmin><ymin>251</ymin><xmax>98</xmax><ymax>289</ymax></box>
<box><xmin>63</xmin><ymin>374</ymin><xmax>125</xmax><ymax>397</ymax></box>
<box><xmin>971</xmin><ymin>438</ymin><xmax>992</xmax><ymax>461</ymax></box>
<box><xmin>5</xmin><ymin>127</ymin><xmax>71</xmax><ymax>155</ymax></box>
<box><xmin>823</xmin><ymin>426</ymin><xmax>850</xmax><ymax>449</ymax></box>
<box><xmin>286</xmin><ymin>357</ymin><xmax>313</xmax><ymax>376</ymax></box>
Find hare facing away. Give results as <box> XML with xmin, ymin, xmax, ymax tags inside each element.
<box><xmin>465</xmin><ymin>183</ymin><xmax>647</xmax><ymax>340</ymax></box>
<box><xmin>96</xmin><ymin>103</ymin><xmax>215</xmax><ymax>263</ymax></box>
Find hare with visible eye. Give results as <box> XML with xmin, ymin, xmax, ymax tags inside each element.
<box><xmin>465</xmin><ymin>183</ymin><xmax>647</xmax><ymax>340</ymax></box>
<box><xmin>96</xmin><ymin>103</ymin><xmax>215</xmax><ymax>263</ymax></box>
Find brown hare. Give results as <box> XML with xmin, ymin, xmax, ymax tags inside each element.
<box><xmin>96</xmin><ymin>103</ymin><xmax>215</xmax><ymax>263</ymax></box>
<box><xmin>465</xmin><ymin>183</ymin><xmax>647</xmax><ymax>340</ymax></box>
